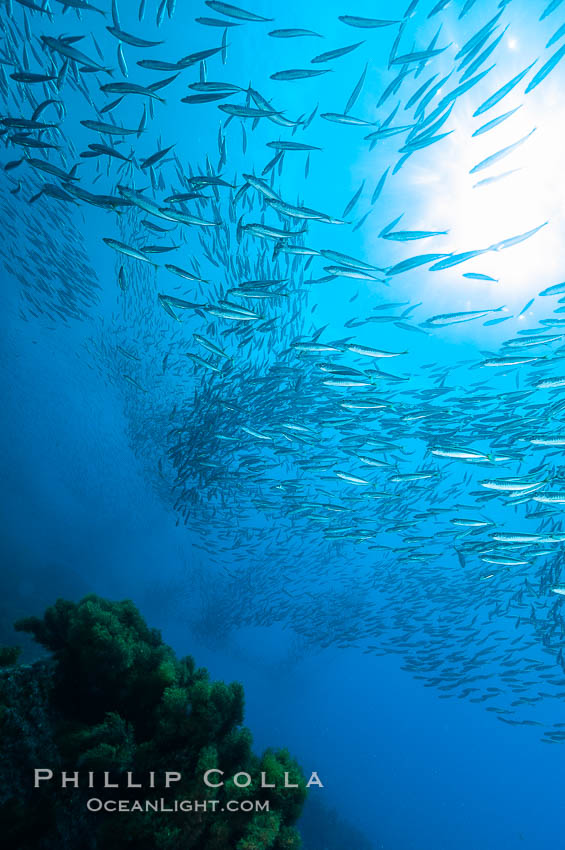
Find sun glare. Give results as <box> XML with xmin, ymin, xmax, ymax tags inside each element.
<box><xmin>402</xmin><ymin>76</ymin><xmax>565</xmax><ymax>309</ymax></box>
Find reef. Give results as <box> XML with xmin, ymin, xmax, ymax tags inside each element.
<box><xmin>0</xmin><ymin>595</ymin><xmax>306</xmax><ymax>849</ymax></box>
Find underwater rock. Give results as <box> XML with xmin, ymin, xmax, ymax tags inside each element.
<box><xmin>0</xmin><ymin>595</ymin><xmax>306</xmax><ymax>849</ymax></box>
<box><xmin>0</xmin><ymin>659</ymin><xmax>94</xmax><ymax>849</ymax></box>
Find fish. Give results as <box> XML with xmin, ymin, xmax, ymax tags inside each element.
<box><xmin>388</xmin><ymin>254</ymin><xmax>450</xmax><ymax>275</ymax></box>
<box><xmin>455</xmin><ymin>10</ymin><xmax>503</xmax><ymax>60</ymax></box>
<box><xmin>344</xmin><ymin>63</ymin><xmax>368</xmax><ymax>114</ymax></box>
<box><xmin>159</xmin><ymin>208</ymin><xmax>219</xmax><ymax>227</ymax></box>
<box><xmin>431</xmin><ymin>446</ymin><xmax>491</xmax><ymax>460</ymax></box>
<box><xmin>489</xmin><ymin>222</ymin><xmax>548</xmax><ymax>252</ymax></box>
<box><xmin>435</xmin><ymin>65</ymin><xmax>495</xmax><ymax>111</ymax></box>
<box><xmin>347</xmin><ymin>344</ymin><xmax>406</xmax><ymax>358</ymax></box>
<box><xmin>11</xmin><ymin>71</ymin><xmax>56</xmax><ymax>83</ymax></box>
<box><xmin>525</xmin><ymin>44</ymin><xmax>565</xmax><ymax>93</ymax></box>
<box><xmin>100</xmin><ymin>82</ymin><xmax>166</xmax><ymax>102</ymax></box>
<box><xmin>530</xmin><ymin>436</ymin><xmax>565</xmax><ymax>446</ymax></box>
<box><xmin>491</xmin><ymin>531</ymin><xmax>564</xmax><ymax>543</ymax></box>
<box><xmin>539</xmin><ymin>282</ymin><xmax>565</xmax><ymax>296</ymax></box>
<box><xmin>268</xmin><ymin>29</ymin><xmax>323</xmax><ymax>38</ymax></box>
<box><xmin>243</xmin><ymin>222</ymin><xmax>307</xmax><ymax>240</ymax></box>
<box><xmin>311</xmin><ymin>42</ymin><xmax>364</xmax><ymax>63</ymax></box>
<box><xmin>266</xmin><ymin>141</ymin><xmax>321</xmax><ymax>151</ymax></box>
<box><xmin>392</xmin><ymin>46</ymin><xmax>449</xmax><ymax>65</ymax></box>
<box><xmin>534</xmin><ymin>493</ymin><xmax>565</xmax><ymax>503</ymax></box>
<box><xmin>547</xmin><ymin>22</ymin><xmax>565</xmax><ymax>48</ymax></box>
<box><xmin>480</xmin><ymin>556</ymin><xmax>530</xmax><ymax>566</ymax></box>
<box><xmin>469</xmin><ymin>129</ymin><xmax>536</xmax><ymax>174</ymax></box>
<box><xmin>117</xmin><ymin>44</ymin><xmax>128</xmax><ymax>77</ymax></box>
<box><xmin>371</xmin><ymin>169</ymin><xmax>389</xmax><ymax>204</ymax></box>
<box><xmin>382</xmin><ymin>228</ymin><xmax>448</xmax><ymax>242</ymax></box>
<box><xmin>321</xmin><ymin>113</ymin><xmax>374</xmax><ymax>126</ymax></box>
<box><xmin>335</xmin><ymin>471</ymin><xmax>372</xmax><ymax>485</ymax></box>
<box><xmin>205</xmin><ymin>1</ymin><xmax>272</xmax><ymax>21</ymax></box>
<box><xmin>86</xmin><ymin>143</ymin><xmax>130</xmax><ymax>161</ymax></box>
<box><xmin>342</xmin><ymin>181</ymin><xmax>364</xmax><ymax>218</ymax></box>
<box><xmin>541</xmin><ymin>0</ymin><xmax>565</xmax><ymax>20</ymax></box>
<box><xmin>106</xmin><ymin>26</ymin><xmax>164</xmax><ymax>47</ymax></box>
<box><xmin>535</xmin><ymin>377</ymin><xmax>565</xmax><ymax>388</ymax></box>
<box><xmin>196</xmin><ymin>16</ymin><xmax>240</xmax><ymax>26</ymax></box>
<box><xmin>463</xmin><ymin>273</ymin><xmax>498</xmax><ymax>281</ymax></box>
<box><xmin>9</xmin><ymin>135</ymin><xmax>59</xmax><ymax>150</ymax></box>
<box><xmin>14</xmin><ymin>0</ymin><xmax>53</xmax><ymax>16</ymax></box>
<box><xmin>271</xmin><ymin>69</ymin><xmax>331</xmax><ymax>81</ymax></box>
<box><xmin>80</xmin><ymin>120</ymin><xmax>139</xmax><ymax>135</ymax></box>
<box><xmin>54</xmin><ymin>0</ymin><xmax>105</xmax><ymax>14</ymax></box>
<box><xmin>474</xmin><ymin>61</ymin><xmax>537</xmax><ymax>116</ymax></box>
<box><xmin>480</xmin><ymin>478</ymin><xmax>546</xmax><ymax>492</ymax></box>
<box><xmin>324</xmin><ymin>266</ymin><xmax>383</xmax><ymax>280</ymax></box>
<box><xmin>405</xmin><ymin>74</ymin><xmax>438</xmax><ymax>109</ymax></box>
<box><xmin>482</xmin><ymin>355</ymin><xmax>538</xmax><ymax>366</ymax></box>
<box><xmin>425</xmin><ymin>307</ymin><xmax>505</xmax><ymax>326</ymax></box>
<box><xmin>165</xmin><ymin>264</ymin><xmax>207</xmax><ymax>282</ymax></box>
<box><xmin>472</xmin><ymin>106</ymin><xmax>522</xmax><ymax>137</ymax></box>
<box><xmin>141</xmin><ymin>145</ymin><xmax>175</xmax><ymax>169</ymax></box>
<box><xmin>399</xmin><ymin>130</ymin><xmax>453</xmax><ymax>153</ymax></box>
<box><xmin>460</xmin><ymin>26</ymin><xmax>509</xmax><ymax>83</ymax></box>
<box><xmin>338</xmin><ymin>15</ymin><xmax>401</xmax><ymax>28</ymax></box>
<box><xmin>117</xmin><ymin>266</ymin><xmax>127</xmax><ymax>291</ymax></box>
<box><xmin>430</xmin><ymin>250</ymin><xmax>489</xmax><ymax>270</ymax></box>
<box><xmin>27</xmin><ymin>159</ymin><xmax>79</xmax><ymax>181</ymax></box>
<box><xmin>41</xmin><ymin>35</ymin><xmax>112</xmax><ymax>73</ymax></box>
<box><xmin>103</xmin><ymin>238</ymin><xmax>156</xmax><ymax>264</ymax></box>
<box><xmin>319</xmin><ymin>250</ymin><xmax>381</xmax><ymax>271</ymax></box>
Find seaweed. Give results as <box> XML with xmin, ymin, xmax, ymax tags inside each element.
<box><xmin>0</xmin><ymin>595</ymin><xmax>306</xmax><ymax>849</ymax></box>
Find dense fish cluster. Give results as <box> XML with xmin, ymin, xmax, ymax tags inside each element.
<box><xmin>5</xmin><ymin>0</ymin><xmax>565</xmax><ymax>742</ymax></box>
<box><xmin>0</xmin><ymin>19</ymin><xmax>101</xmax><ymax>321</ymax></box>
<box><xmin>0</xmin><ymin>169</ymin><xmax>100</xmax><ymax>323</ymax></box>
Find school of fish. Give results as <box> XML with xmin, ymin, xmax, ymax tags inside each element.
<box><xmin>4</xmin><ymin>0</ymin><xmax>565</xmax><ymax>743</ymax></box>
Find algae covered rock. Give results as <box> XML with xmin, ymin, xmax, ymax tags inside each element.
<box><xmin>0</xmin><ymin>595</ymin><xmax>307</xmax><ymax>849</ymax></box>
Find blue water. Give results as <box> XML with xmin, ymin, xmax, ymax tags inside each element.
<box><xmin>3</xmin><ymin>0</ymin><xmax>565</xmax><ymax>846</ymax></box>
